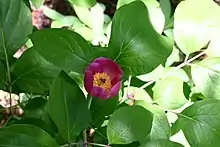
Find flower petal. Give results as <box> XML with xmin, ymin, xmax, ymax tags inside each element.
<box><xmin>84</xmin><ymin>70</ymin><xmax>94</xmax><ymax>93</ymax></box>
<box><xmin>94</xmin><ymin>57</ymin><xmax>123</xmax><ymax>80</ymax></box>
<box><xmin>110</xmin><ymin>81</ymin><xmax>121</xmax><ymax>97</ymax></box>
<box><xmin>91</xmin><ymin>86</ymin><xmax>109</xmax><ymax>99</ymax></box>
<box><xmin>86</xmin><ymin>62</ymin><xmax>103</xmax><ymax>74</ymax></box>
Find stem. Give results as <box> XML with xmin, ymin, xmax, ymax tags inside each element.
<box><xmin>83</xmin><ymin>130</ymin><xmax>87</xmax><ymax>147</ymax></box>
<box><xmin>176</xmin><ymin>51</ymin><xmax>206</xmax><ymax>69</ymax></box>
<box><xmin>87</xmin><ymin>142</ymin><xmax>110</xmax><ymax>147</ymax></box>
<box><xmin>140</xmin><ymin>51</ymin><xmax>206</xmax><ymax>89</ymax></box>
<box><xmin>84</xmin><ymin>96</ymin><xmax>93</xmax><ymax>147</ymax></box>
<box><xmin>61</xmin><ymin>142</ymin><xmax>110</xmax><ymax>147</ymax></box>
<box><xmin>61</xmin><ymin>142</ymin><xmax>81</xmax><ymax>147</ymax></box>
<box><xmin>140</xmin><ymin>80</ymin><xmax>155</xmax><ymax>89</ymax></box>
<box><xmin>1</xmin><ymin>29</ymin><xmax>12</xmax><ymax>115</ymax></box>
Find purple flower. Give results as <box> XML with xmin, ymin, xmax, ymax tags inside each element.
<box><xmin>84</xmin><ymin>57</ymin><xmax>123</xmax><ymax>99</ymax></box>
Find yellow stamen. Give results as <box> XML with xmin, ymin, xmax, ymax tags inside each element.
<box><xmin>93</xmin><ymin>72</ymin><xmax>112</xmax><ymax>93</ymax></box>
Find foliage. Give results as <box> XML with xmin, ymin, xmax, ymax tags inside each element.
<box><xmin>0</xmin><ymin>0</ymin><xmax>220</xmax><ymax>147</ymax></box>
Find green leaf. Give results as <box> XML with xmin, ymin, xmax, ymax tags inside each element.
<box><xmin>23</xmin><ymin>97</ymin><xmax>47</xmax><ymax>119</ymax></box>
<box><xmin>0</xmin><ymin>124</ymin><xmax>58</xmax><ymax>147</ymax></box>
<box><xmin>191</xmin><ymin>57</ymin><xmax>220</xmax><ymax>99</ymax></box>
<box><xmin>30</xmin><ymin>29</ymin><xmax>95</xmax><ymax>74</ymax></box>
<box><xmin>0</xmin><ymin>0</ymin><xmax>32</xmax><ymax>60</ymax></box>
<box><xmin>107</xmin><ymin>105</ymin><xmax>153</xmax><ymax>144</ymax></box>
<box><xmin>160</xmin><ymin>0</ymin><xmax>171</xmax><ymax>26</ymax></box>
<box><xmin>68</xmin><ymin>0</ymin><xmax>96</xmax><ymax>8</ymax></box>
<box><xmin>153</xmin><ymin>77</ymin><xmax>188</xmax><ymax>109</ymax></box>
<box><xmin>12</xmin><ymin>49</ymin><xmax>61</xmax><ymax>93</ymax></box>
<box><xmin>109</xmin><ymin>1</ymin><xmax>172</xmax><ymax>76</ymax></box>
<box><xmin>30</xmin><ymin>0</ymin><xmax>44</xmax><ymax>9</ymax></box>
<box><xmin>175</xmin><ymin>99</ymin><xmax>220</xmax><ymax>147</ymax></box>
<box><xmin>135</xmin><ymin>101</ymin><xmax>171</xmax><ymax>141</ymax></box>
<box><xmin>174</xmin><ymin>0</ymin><xmax>220</xmax><ymax>55</ymax></box>
<box><xmin>48</xmin><ymin>71</ymin><xmax>92</xmax><ymax>142</ymax></box>
<box><xmin>117</xmin><ymin>0</ymin><xmax>165</xmax><ymax>34</ymax></box>
<box><xmin>0</xmin><ymin>60</ymin><xmax>6</xmax><ymax>88</ymax></box>
<box><xmin>91</xmin><ymin>96</ymin><xmax>119</xmax><ymax>127</ymax></box>
<box><xmin>140</xmin><ymin>139</ymin><xmax>183</xmax><ymax>147</ymax></box>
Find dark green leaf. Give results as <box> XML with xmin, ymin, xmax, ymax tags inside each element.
<box><xmin>68</xmin><ymin>0</ymin><xmax>96</xmax><ymax>8</ymax></box>
<box><xmin>12</xmin><ymin>49</ymin><xmax>61</xmax><ymax>93</ymax></box>
<box><xmin>160</xmin><ymin>0</ymin><xmax>171</xmax><ymax>26</ymax></box>
<box><xmin>107</xmin><ymin>105</ymin><xmax>153</xmax><ymax>144</ymax></box>
<box><xmin>135</xmin><ymin>101</ymin><xmax>170</xmax><ymax>141</ymax></box>
<box><xmin>109</xmin><ymin>1</ymin><xmax>172</xmax><ymax>76</ymax></box>
<box><xmin>191</xmin><ymin>57</ymin><xmax>220</xmax><ymax>99</ymax></box>
<box><xmin>31</xmin><ymin>29</ymin><xmax>96</xmax><ymax>74</ymax></box>
<box><xmin>23</xmin><ymin>97</ymin><xmax>47</xmax><ymax>119</ymax></box>
<box><xmin>48</xmin><ymin>71</ymin><xmax>92</xmax><ymax>142</ymax></box>
<box><xmin>0</xmin><ymin>124</ymin><xmax>58</xmax><ymax>147</ymax></box>
<box><xmin>91</xmin><ymin>96</ymin><xmax>119</xmax><ymax>127</ymax></box>
<box><xmin>140</xmin><ymin>139</ymin><xmax>183</xmax><ymax>147</ymax></box>
<box><xmin>0</xmin><ymin>0</ymin><xmax>32</xmax><ymax>60</ymax></box>
<box><xmin>10</xmin><ymin>118</ymin><xmax>57</xmax><ymax>138</ymax></box>
<box><xmin>176</xmin><ymin>99</ymin><xmax>220</xmax><ymax>147</ymax></box>
<box><xmin>0</xmin><ymin>60</ymin><xmax>6</xmax><ymax>88</ymax></box>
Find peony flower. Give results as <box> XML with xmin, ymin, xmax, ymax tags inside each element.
<box><xmin>84</xmin><ymin>57</ymin><xmax>123</xmax><ymax>99</ymax></box>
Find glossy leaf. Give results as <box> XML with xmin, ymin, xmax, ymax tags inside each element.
<box><xmin>117</xmin><ymin>0</ymin><xmax>165</xmax><ymax>34</ymax></box>
<box><xmin>12</xmin><ymin>49</ymin><xmax>61</xmax><ymax>93</ymax></box>
<box><xmin>107</xmin><ymin>105</ymin><xmax>153</xmax><ymax>144</ymax></box>
<box><xmin>153</xmin><ymin>77</ymin><xmax>188</xmax><ymax>109</ymax></box>
<box><xmin>0</xmin><ymin>0</ymin><xmax>32</xmax><ymax>60</ymax></box>
<box><xmin>140</xmin><ymin>139</ymin><xmax>183</xmax><ymax>147</ymax></box>
<box><xmin>135</xmin><ymin>101</ymin><xmax>170</xmax><ymax>141</ymax></box>
<box><xmin>68</xmin><ymin>0</ymin><xmax>96</xmax><ymax>8</ymax></box>
<box><xmin>109</xmin><ymin>1</ymin><xmax>172</xmax><ymax>76</ymax></box>
<box><xmin>48</xmin><ymin>71</ymin><xmax>92</xmax><ymax>142</ymax></box>
<box><xmin>31</xmin><ymin>29</ymin><xmax>95</xmax><ymax>74</ymax></box>
<box><xmin>174</xmin><ymin>0</ymin><xmax>220</xmax><ymax>55</ymax></box>
<box><xmin>0</xmin><ymin>124</ymin><xmax>58</xmax><ymax>147</ymax></box>
<box><xmin>175</xmin><ymin>99</ymin><xmax>220</xmax><ymax>147</ymax></box>
<box><xmin>191</xmin><ymin>57</ymin><xmax>220</xmax><ymax>99</ymax></box>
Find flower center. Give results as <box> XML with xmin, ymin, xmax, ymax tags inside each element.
<box><xmin>93</xmin><ymin>72</ymin><xmax>112</xmax><ymax>92</ymax></box>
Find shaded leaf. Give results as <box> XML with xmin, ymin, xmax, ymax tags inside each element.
<box><xmin>48</xmin><ymin>71</ymin><xmax>92</xmax><ymax>142</ymax></box>
<box><xmin>140</xmin><ymin>139</ymin><xmax>183</xmax><ymax>147</ymax></box>
<box><xmin>0</xmin><ymin>124</ymin><xmax>58</xmax><ymax>147</ymax></box>
<box><xmin>12</xmin><ymin>49</ymin><xmax>61</xmax><ymax>93</ymax></box>
<box><xmin>0</xmin><ymin>0</ymin><xmax>32</xmax><ymax>60</ymax></box>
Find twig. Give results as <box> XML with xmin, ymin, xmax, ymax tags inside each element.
<box><xmin>140</xmin><ymin>51</ymin><xmax>206</xmax><ymax>89</ymax></box>
<box><xmin>1</xmin><ymin>29</ymin><xmax>12</xmax><ymax>115</ymax></box>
